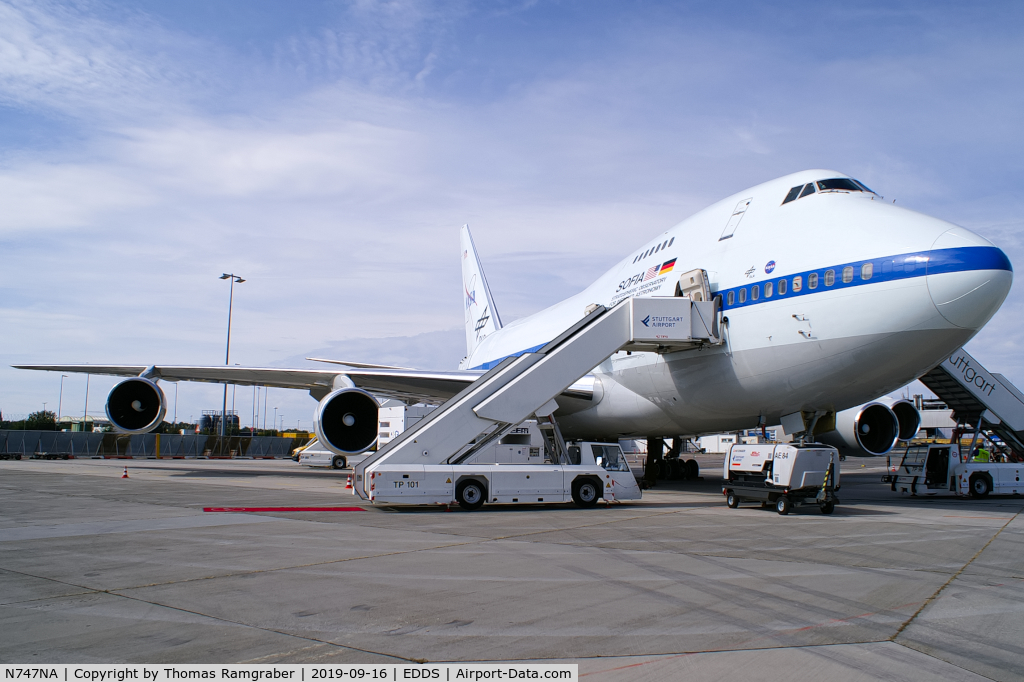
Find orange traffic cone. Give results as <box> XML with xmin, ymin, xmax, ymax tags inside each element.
<box><xmin>121</xmin><ymin>466</ymin><xmax>129</xmax><ymax>479</ymax></box>
<box><xmin>345</xmin><ymin>476</ymin><xmax>352</xmax><ymax>489</ymax></box>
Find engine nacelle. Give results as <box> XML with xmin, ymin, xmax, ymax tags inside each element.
<box><xmin>817</xmin><ymin>402</ymin><xmax>899</xmax><ymax>457</ymax></box>
<box><xmin>314</xmin><ymin>388</ymin><xmax>380</xmax><ymax>455</ymax></box>
<box><xmin>105</xmin><ymin>378</ymin><xmax>167</xmax><ymax>434</ymax></box>
<box><xmin>878</xmin><ymin>397</ymin><xmax>922</xmax><ymax>442</ymax></box>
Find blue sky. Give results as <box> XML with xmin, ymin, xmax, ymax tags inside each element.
<box><xmin>1</xmin><ymin>0</ymin><xmax>1022</xmax><ymax>427</ymax></box>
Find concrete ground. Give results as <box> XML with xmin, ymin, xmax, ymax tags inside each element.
<box><xmin>1</xmin><ymin>456</ymin><xmax>1021</xmax><ymax>681</ymax></box>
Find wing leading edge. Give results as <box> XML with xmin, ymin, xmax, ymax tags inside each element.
<box><xmin>13</xmin><ymin>364</ymin><xmax>596</xmax><ymax>404</ymax></box>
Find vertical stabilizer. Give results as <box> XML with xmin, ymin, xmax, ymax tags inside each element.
<box><xmin>461</xmin><ymin>225</ymin><xmax>503</xmax><ymax>360</ymax></box>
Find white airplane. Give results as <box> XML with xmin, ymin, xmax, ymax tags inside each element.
<box><xmin>16</xmin><ymin>170</ymin><xmax>1013</xmax><ymax>458</ymax></box>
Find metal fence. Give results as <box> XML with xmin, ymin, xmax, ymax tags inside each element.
<box><xmin>0</xmin><ymin>430</ymin><xmax>310</xmax><ymax>458</ymax></box>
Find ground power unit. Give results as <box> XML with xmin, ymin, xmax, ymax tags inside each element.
<box><xmin>722</xmin><ymin>443</ymin><xmax>840</xmax><ymax>515</ymax></box>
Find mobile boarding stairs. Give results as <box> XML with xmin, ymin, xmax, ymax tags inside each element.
<box><xmin>920</xmin><ymin>347</ymin><xmax>1024</xmax><ymax>460</ymax></box>
<box><xmin>353</xmin><ymin>295</ymin><xmax>722</xmax><ymax>500</ymax></box>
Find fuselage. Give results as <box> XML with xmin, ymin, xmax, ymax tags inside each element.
<box><xmin>465</xmin><ymin>170</ymin><xmax>1013</xmax><ymax>438</ymax></box>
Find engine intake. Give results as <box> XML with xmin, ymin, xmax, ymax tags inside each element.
<box><xmin>105</xmin><ymin>378</ymin><xmax>167</xmax><ymax>434</ymax></box>
<box><xmin>880</xmin><ymin>398</ymin><xmax>922</xmax><ymax>442</ymax></box>
<box><xmin>314</xmin><ymin>388</ymin><xmax>380</xmax><ymax>455</ymax></box>
<box><xmin>817</xmin><ymin>402</ymin><xmax>899</xmax><ymax>457</ymax></box>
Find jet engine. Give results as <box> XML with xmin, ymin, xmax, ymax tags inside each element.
<box><xmin>105</xmin><ymin>378</ymin><xmax>167</xmax><ymax>434</ymax></box>
<box><xmin>878</xmin><ymin>397</ymin><xmax>922</xmax><ymax>442</ymax></box>
<box><xmin>314</xmin><ymin>388</ymin><xmax>380</xmax><ymax>455</ymax></box>
<box><xmin>817</xmin><ymin>401</ymin><xmax>900</xmax><ymax>457</ymax></box>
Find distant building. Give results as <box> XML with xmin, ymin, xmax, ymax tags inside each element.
<box><xmin>199</xmin><ymin>410</ymin><xmax>239</xmax><ymax>433</ymax></box>
<box><xmin>57</xmin><ymin>415</ymin><xmax>110</xmax><ymax>432</ymax></box>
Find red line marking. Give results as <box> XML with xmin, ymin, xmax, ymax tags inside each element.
<box><xmin>203</xmin><ymin>507</ymin><xmax>365</xmax><ymax>512</ymax></box>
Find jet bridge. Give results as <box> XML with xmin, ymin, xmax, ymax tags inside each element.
<box><xmin>353</xmin><ymin>296</ymin><xmax>720</xmax><ymax>499</ymax></box>
<box><xmin>920</xmin><ymin>347</ymin><xmax>1024</xmax><ymax>458</ymax></box>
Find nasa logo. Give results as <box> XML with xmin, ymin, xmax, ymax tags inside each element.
<box><xmin>765</xmin><ymin>260</ymin><xmax>776</xmax><ymax>274</ymax></box>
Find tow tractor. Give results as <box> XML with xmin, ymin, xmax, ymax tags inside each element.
<box><xmin>295</xmin><ymin>438</ymin><xmax>368</xmax><ymax>470</ymax></box>
<box><xmin>366</xmin><ymin>440</ymin><xmax>640</xmax><ymax>509</ymax></box>
<box><xmin>722</xmin><ymin>443</ymin><xmax>840</xmax><ymax>515</ymax></box>
<box><xmin>882</xmin><ymin>443</ymin><xmax>1023</xmax><ymax>497</ymax></box>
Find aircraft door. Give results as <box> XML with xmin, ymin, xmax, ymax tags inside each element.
<box><xmin>677</xmin><ymin>269</ymin><xmax>711</xmax><ymax>301</ymax></box>
<box><xmin>720</xmin><ymin>198</ymin><xmax>752</xmax><ymax>241</ymax></box>
<box><xmin>925</xmin><ymin>447</ymin><xmax>950</xmax><ymax>488</ymax></box>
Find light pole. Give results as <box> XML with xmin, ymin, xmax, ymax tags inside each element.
<box><xmin>273</xmin><ymin>407</ymin><xmax>278</xmax><ymax>434</ymax></box>
<box><xmin>58</xmin><ymin>374</ymin><xmax>68</xmax><ymax>425</ymax></box>
<box><xmin>83</xmin><ymin>374</ymin><xmax>90</xmax><ymax>430</ymax></box>
<box><xmin>219</xmin><ymin>273</ymin><xmax>245</xmax><ymax>439</ymax></box>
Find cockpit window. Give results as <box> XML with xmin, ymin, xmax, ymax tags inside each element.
<box><xmin>784</xmin><ymin>177</ymin><xmax>875</xmax><ymax>205</ymax></box>
<box><xmin>782</xmin><ymin>185</ymin><xmax>803</xmax><ymax>205</ymax></box>
<box><xmin>817</xmin><ymin>178</ymin><xmax>869</xmax><ymax>193</ymax></box>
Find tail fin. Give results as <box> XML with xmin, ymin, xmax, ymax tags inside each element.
<box><xmin>461</xmin><ymin>224</ymin><xmax>502</xmax><ymax>359</ymax></box>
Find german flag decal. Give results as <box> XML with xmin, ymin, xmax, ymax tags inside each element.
<box><xmin>659</xmin><ymin>258</ymin><xmax>677</xmax><ymax>275</ymax></box>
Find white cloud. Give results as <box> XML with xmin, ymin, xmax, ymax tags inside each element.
<box><xmin>0</xmin><ymin>0</ymin><xmax>195</xmax><ymax>120</ymax></box>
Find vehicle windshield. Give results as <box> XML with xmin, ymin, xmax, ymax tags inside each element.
<box><xmin>592</xmin><ymin>444</ymin><xmax>630</xmax><ymax>472</ymax></box>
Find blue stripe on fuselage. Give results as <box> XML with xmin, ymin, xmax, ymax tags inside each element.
<box><xmin>470</xmin><ymin>246</ymin><xmax>1011</xmax><ymax>370</ymax></box>
<box><xmin>720</xmin><ymin>246</ymin><xmax>1011</xmax><ymax>311</ymax></box>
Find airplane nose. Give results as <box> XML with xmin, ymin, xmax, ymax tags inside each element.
<box><xmin>927</xmin><ymin>226</ymin><xmax>1013</xmax><ymax>330</ymax></box>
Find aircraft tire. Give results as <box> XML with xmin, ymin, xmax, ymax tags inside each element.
<box><xmin>456</xmin><ymin>480</ymin><xmax>486</xmax><ymax>511</ymax></box>
<box><xmin>331</xmin><ymin>455</ymin><xmax>347</xmax><ymax>470</ymax></box>
<box><xmin>685</xmin><ymin>459</ymin><xmax>699</xmax><ymax>479</ymax></box>
<box><xmin>776</xmin><ymin>496</ymin><xmax>792</xmax><ymax>515</ymax></box>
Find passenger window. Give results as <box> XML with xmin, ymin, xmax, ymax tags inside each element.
<box><xmin>904</xmin><ymin>257</ymin><xmax>917</xmax><ymax>274</ymax></box>
<box><xmin>751</xmin><ymin>285</ymin><xmax>760</xmax><ymax>300</ymax></box>
<box><xmin>824</xmin><ymin>270</ymin><xmax>835</xmax><ymax>286</ymax></box>
<box><xmin>739</xmin><ymin>288</ymin><xmax>747</xmax><ymax>303</ymax></box>
<box><xmin>727</xmin><ymin>291</ymin><xmax>735</xmax><ymax>306</ymax></box>
<box><xmin>881</xmin><ymin>260</ymin><xmax>892</xmax><ymax>274</ymax></box>
<box><xmin>842</xmin><ymin>266</ymin><xmax>854</xmax><ymax>283</ymax></box>
<box><xmin>808</xmin><ymin>273</ymin><xmax>818</xmax><ymax>289</ymax></box>
<box><xmin>778</xmin><ymin>279</ymin><xmax>787</xmax><ymax>295</ymax></box>
<box><xmin>792</xmin><ymin>276</ymin><xmax>802</xmax><ymax>292</ymax></box>
<box><xmin>861</xmin><ymin>263</ymin><xmax>873</xmax><ymax>280</ymax></box>
<box><xmin>764</xmin><ymin>282</ymin><xmax>773</xmax><ymax>297</ymax></box>
<box><xmin>782</xmin><ymin>185</ymin><xmax>803</xmax><ymax>205</ymax></box>
<box><xmin>668</xmin><ymin>237</ymin><xmax>674</xmax><ymax>247</ymax></box>
<box><xmin>799</xmin><ymin>183</ymin><xmax>816</xmax><ymax>198</ymax></box>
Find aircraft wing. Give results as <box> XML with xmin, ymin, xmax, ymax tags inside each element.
<box><xmin>12</xmin><ymin>364</ymin><xmax>483</xmax><ymax>404</ymax></box>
